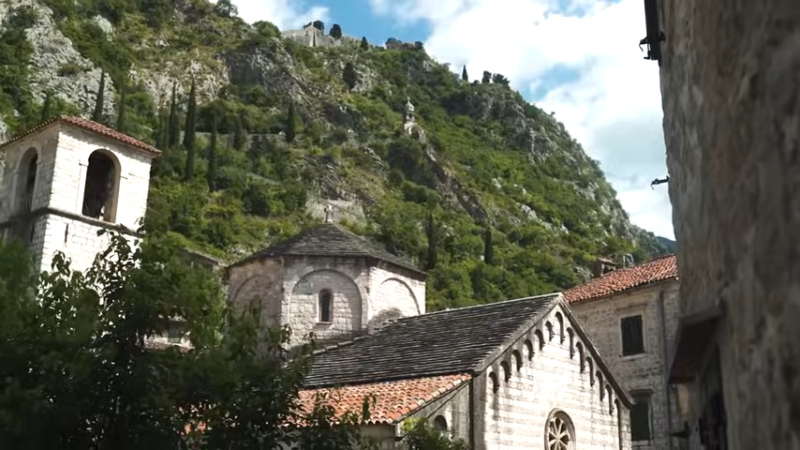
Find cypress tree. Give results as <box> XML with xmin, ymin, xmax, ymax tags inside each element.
<box><xmin>425</xmin><ymin>211</ymin><xmax>438</xmax><ymax>271</ymax></box>
<box><xmin>183</xmin><ymin>78</ymin><xmax>197</xmax><ymax>181</ymax></box>
<box><xmin>207</xmin><ymin>109</ymin><xmax>218</xmax><ymax>191</ymax></box>
<box><xmin>155</xmin><ymin>108</ymin><xmax>167</xmax><ymax>150</ymax></box>
<box><xmin>40</xmin><ymin>91</ymin><xmax>52</xmax><ymax>123</ymax></box>
<box><xmin>91</xmin><ymin>70</ymin><xmax>106</xmax><ymax>122</ymax></box>
<box><xmin>461</xmin><ymin>65</ymin><xmax>468</xmax><ymax>82</ymax></box>
<box><xmin>360</xmin><ymin>36</ymin><xmax>368</xmax><ymax>50</ymax></box>
<box><xmin>167</xmin><ymin>82</ymin><xmax>180</xmax><ymax>148</ymax></box>
<box><xmin>285</xmin><ymin>102</ymin><xmax>296</xmax><ymax>144</ymax></box>
<box><xmin>342</xmin><ymin>62</ymin><xmax>358</xmax><ymax>90</ymax></box>
<box><xmin>483</xmin><ymin>226</ymin><xmax>494</xmax><ymax>265</ymax></box>
<box><xmin>232</xmin><ymin>114</ymin><xmax>245</xmax><ymax>150</ymax></box>
<box><xmin>115</xmin><ymin>80</ymin><xmax>127</xmax><ymax>133</ymax></box>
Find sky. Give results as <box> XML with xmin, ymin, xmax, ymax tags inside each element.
<box><xmin>227</xmin><ymin>0</ymin><xmax>675</xmax><ymax>239</ymax></box>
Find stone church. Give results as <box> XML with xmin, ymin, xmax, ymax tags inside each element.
<box><xmin>0</xmin><ymin>116</ymin><xmax>636</xmax><ymax>448</ymax></box>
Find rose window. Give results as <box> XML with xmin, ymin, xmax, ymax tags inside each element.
<box><xmin>546</xmin><ymin>411</ymin><xmax>574</xmax><ymax>450</ymax></box>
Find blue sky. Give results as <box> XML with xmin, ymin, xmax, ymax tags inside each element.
<box><xmin>232</xmin><ymin>0</ymin><xmax>674</xmax><ymax>239</ymax></box>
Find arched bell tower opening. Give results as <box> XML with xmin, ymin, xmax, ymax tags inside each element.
<box><xmin>82</xmin><ymin>149</ymin><xmax>120</xmax><ymax>223</ymax></box>
<box><xmin>14</xmin><ymin>147</ymin><xmax>38</xmax><ymax>215</ymax></box>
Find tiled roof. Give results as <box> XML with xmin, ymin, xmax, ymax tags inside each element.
<box><xmin>303</xmin><ymin>293</ymin><xmax>560</xmax><ymax>387</ymax></box>
<box><xmin>563</xmin><ymin>254</ymin><xmax>678</xmax><ymax>303</ymax></box>
<box><xmin>0</xmin><ymin>115</ymin><xmax>161</xmax><ymax>156</ymax></box>
<box><xmin>298</xmin><ymin>374</ymin><xmax>470</xmax><ymax>424</ymax></box>
<box><xmin>229</xmin><ymin>223</ymin><xmax>424</xmax><ymax>276</ymax></box>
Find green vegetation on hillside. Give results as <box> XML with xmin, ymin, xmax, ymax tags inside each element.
<box><xmin>0</xmin><ymin>0</ymin><xmax>669</xmax><ymax>310</ymax></box>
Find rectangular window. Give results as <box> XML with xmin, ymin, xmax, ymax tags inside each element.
<box><xmin>167</xmin><ymin>326</ymin><xmax>182</xmax><ymax>343</ymax></box>
<box><xmin>631</xmin><ymin>392</ymin><xmax>652</xmax><ymax>441</ymax></box>
<box><xmin>620</xmin><ymin>315</ymin><xmax>645</xmax><ymax>356</ymax></box>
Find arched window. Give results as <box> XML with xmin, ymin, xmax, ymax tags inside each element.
<box><xmin>545</xmin><ymin>410</ymin><xmax>575</xmax><ymax>450</ymax></box>
<box><xmin>15</xmin><ymin>147</ymin><xmax>38</xmax><ymax>214</ymax></box>
<box><xmin>433</xmin><ymin>415</ymin><xmax>448</xmax><ymax>432</ymax></box>
<box><xmin>318</xmin><ymin>289</ymin><xmax>332</xmax><ymax>323</ymax></box>
<box><xmin>82</xmin><ymin>150</ymin><xmax>120</xmax><ymax>222</ymax></box>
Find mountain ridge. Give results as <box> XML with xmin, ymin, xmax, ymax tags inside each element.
<box><xmin>0</xmin><ymin>0</ymin><xmax>669</xmax><ymax>309</ymax></box>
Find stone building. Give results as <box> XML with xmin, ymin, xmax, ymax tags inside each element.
<box><xmin>282</xmin><ymin>23</ymin><xmax>359</xmax><ymax>48</ymax></box>
<box><xmin>565</xmin><ymin>255</ymin><xmax>683</xmax><ymax>450</ymax></box>
<box><xmin>0</xmin><ymin>115</ymin><xmax>159</xmax><ymax>273</ymax></box>
<box><xmin>652</xmin><ymin>0</ymin><xmax>800</xmax><ymax>449</ymax></box>
<box><xmin>299</xmin><ymin>293</ymin><xmax>634</xmax><ymax>450</ymax></box>
<box><xmin>402</xmin><ymin>97</ymin><xmax>425</xmax><ymax>140</ymax></box>
<box><xmin>225</xmin><ymin>222</ymin><xmax>427</xmax><ymax>347</ymax></box>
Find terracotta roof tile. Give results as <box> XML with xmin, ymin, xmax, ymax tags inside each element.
<box><xmin>0</xmin><ymin>115</ymin><xmax>161</xmax><ymax>157</ymax></box>
<box><xmin>563</xmin><ymin>255</ymin><xmax>678</xmax><ymax>303</ymax></box>
<box><xmin>298</xmin><ymin>374</ymin><xmax>470</xmax><ymax>424</ymax></box>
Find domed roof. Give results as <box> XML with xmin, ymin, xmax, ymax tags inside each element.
<box><xmin>405</xmin><ymin>97</ymin><xmax>415</xmax><ymax>112</ymax></box>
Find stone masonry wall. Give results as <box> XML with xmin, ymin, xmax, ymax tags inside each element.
<box><xmin>570</xmin><ymin>281</ymin><xmax>681</xmax><ymax>450</ymax></box>
<box><xmin>0</xmin><ymin>124</ymin><xmax>152</xmax><ymax>273</ymax></box>
<box><xmin>282</xmin><ymin>256</ymin><xmax>371</xmax><ymax>346</ymax></box>
<box><xmin>659</xmin><ymin>1</ymin><xmax>800</xmax><ymax>448</ymax></box>
<box><xmin>368</xmin><ymin>264</ymin><xmax>425</xmax><ymax>329</ymax></box>
<box><xmin>226</xmin><ymin>258</ymin><xmax>285</xmax><ymax>328</ymax></box>
<box><xmin>476</xmin><ymin>304</ymin><xmax>631</xmax><ymax>450</ymax></box>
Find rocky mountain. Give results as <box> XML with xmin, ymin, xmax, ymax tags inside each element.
<box><xmin>0</xmin><ymin>0</ymin><xmax>668</xmax><ymax>309</ymax></box>
<box><xmin>657</xmin><ymin>236</ymin><xmax>677</xmax><ymax>253</ymax></box>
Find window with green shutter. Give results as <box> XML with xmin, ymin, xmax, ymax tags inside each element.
<box><xmin>631</xmin><ymin>392</ymin><xmax>652</xmax><ymax>441</ymax></box>
<box><xmin>620</xmin><ymin>315</ymin><xmax>645</xmax><ymax>356</ymax></box>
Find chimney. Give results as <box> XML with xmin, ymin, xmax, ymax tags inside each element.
<box><xmin>592</xmin><ymin>257</ymin><xmax>617</xmax><ymax>278</ymax></box>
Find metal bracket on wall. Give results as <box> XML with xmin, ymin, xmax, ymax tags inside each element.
<box><xmin>640</xmin><ymin>0</ymin><xmax>666</xmax><ymax>63</ymax></box>
<box><xmin>650</xmin><ymin>176</ymin><xmax>669</xmax><ymax>190</ymax></box>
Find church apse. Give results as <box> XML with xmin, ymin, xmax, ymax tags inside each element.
<box><xmin>287</xmin><ymin>268</ymin><xmax>363</xmax><ymax>343</ymax></box>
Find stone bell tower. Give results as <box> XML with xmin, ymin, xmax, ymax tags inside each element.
<box><xmin>0</xmin><ymin>116</ymin><xmax>161</xmax><ymax>274</ymax></box>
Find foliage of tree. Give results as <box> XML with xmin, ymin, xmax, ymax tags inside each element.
<box><xmin>360</xmin><ymin>36</ymin><xmax>369</xmax><ymax>50</ymax></box>
<box><xmin>0</xmin><ymin>234</ymin><xmax>377</xmax><ymax>450</ymax></box>
<box><xmin>207</xmin><ymin>108</ymin><xmax>219</xmax><ymax>191</ymax></box>
<box><xmin>312</xmin><ymin>20</ymin><xmax>324</xmax><ymax>31</ymax></box>
<box><xmin>285</xmin><ymin>102</ymin><xmax>296</xmax><ymax>143</ymax></box>
<box><xmin>481</xmin><ymin>71</ymin><xmax>491</xmax><ymax>83</ymax></box>
<box><xmin>483</xmin><ymin>227</ymin><xmax>494</xmax><ymax>265</ymax></box>
<box><xmin>425</xmin><ymin>211</ymin><xmax>438</xmax><ymax>271</ymax></box>
<box><xmin>91</xmin><ymin>69</ymin><xmax>105</xmax><ymax>122</ymax></box>
<box><xmin>329</xmin><ymin>23</ymin><xmax>342</xmax><ymax>39</ymax></box>
<box><xmin>491</xmin><ymin>73</ymin><xmax>509</xmax><ymax>86</ymax></box>
<box><xmin>343</xmin><ymin>62</ymin><xmax>358</xmax><ymax>90</ymax></box>
<box><xmin>183</xmin><ymin>78</ymin><xmax>197</xmax><ymax>180</ymax></box>
<box><xmin>116</xmin><ymin>78</ymin><xmax>127</xmax><ymax>132</ymax></box>
<box><xmin>40</xmin><ymin>91</ymin><xmax>52</xmax><ymax>122</ymax></box>
<box><xmin>402</xmin><ymin>418</ymin><xmax>470</xmax><ymax>450</ymax></box>
<box><xmin>167</xmin><ymin>82</ymin><xmax>180</xmax><ymax>148</ymax></box>
<box><xmin>213</xmin><ymin>0</ymin><xmax>237</xmax><ymax>17</ymax></box>
<box><xmin>461</xmin><ymin>66</ymin><xmax>468</xmax><ymax>82</ymax></box>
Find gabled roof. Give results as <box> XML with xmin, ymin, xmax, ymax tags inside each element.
<box><xmin>563</xmin><ymin>254</ymin><xmax>677</xmax><ymax>303</ymax></box>
<box><xmin>228</xmin><ymin>223</ymin><xmax>425</xmax><ymax>277</ymax></box>
<box><xmin>298</xmin><ymin>374</ymin><xmax>470</xmax><ymax>425</ymax></box>
<box><xmin>303</xmin><ymin>293</ymin><xmax>561</xmax><ymax>388</ymax></box>
<box><xmin>0</xmin><ymin>115</ymin><xmax>161</xmax><ymax>157</ymax></box>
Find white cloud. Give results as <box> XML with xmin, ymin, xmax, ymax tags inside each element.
<box><xmin>228</xmin><ymin>0</ymin><xmax>329</xmax><ymax>30</ymax></box>
<box><xmin>369</xmin><ymin>0</ymin><xmax>674</xmax><ymax>239</ymax></box>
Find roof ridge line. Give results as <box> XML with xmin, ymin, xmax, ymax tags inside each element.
<box><xmin>397</xmin><ymin>292</ymin><xmax>562</xmax><ymax>320</ymax></box>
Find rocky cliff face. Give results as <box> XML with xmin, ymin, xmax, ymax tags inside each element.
<box><xmin>0</xmin><ymin>0</ymin><xmax>668</xmax><ymax>307</ymax></box>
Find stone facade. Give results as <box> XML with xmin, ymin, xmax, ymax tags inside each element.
<box><xmin>227</xmin><ymin>255</ymin><xmax>425</xmax><ymax>346</ymax></box>
<box><xmin>282</xmin><ymin>24</ymin><xmax>359</xmax><ymax>48</ymax></box>
<box><xmin>571</xmin><ymin>281</ymin><xmax>682</xmax><ymax>450</ymax></box>
<box><xmin>301</xmin><ymin>295</ymin><xmax>633</xmax><ymax>450</ymax></box>
<box><xmin>658</xmin><ymin>1</ymin><xmax>800</xmax><ymax>449</ymax></box>
<box><xmin>0</xmin><ymin>121</ymin><xmax>155</xmax><ymax>273</ymax></box>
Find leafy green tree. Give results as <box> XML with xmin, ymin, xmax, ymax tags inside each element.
<box><xmin>491</xmin><ymin>73</ymin><xmax>510</xmax><ymax>86</ymax></box>
<box><xmin>329</xmin><ymin>23</ymin><xmax>342</xmax><ymax>39</ymax></box>
<box><xmin>183</xmin><ymin>78</ymin><xmax>197</xmax><ymax>180</ymax></box>
<box><xmin>461</xmin><ymin>65</ymin><xmax>468</xmax><ymax>82</ymax></box>
<box><xmin>343</xmin><ymin>62</ymin><xmax>358</xmax><ymax>90</ymax></box>
<box><xmin>232</xmin><ymin>113</ymin><xmax>246</xmax><ymax>150</ymax></box>
<box><xmin>483</xmin><ymin>226</ymin><xmax>494</xmax><ymax>265</ymax></box>
<box><xmin>115</xmin><ymin>78</ymin><xmax>127</xmax><ymax>132</ymax></box>
<box><xmin>425</xmin><ymin>211</ymin><xmax>438</xmax><ymax>271</ymax></box>
<box><xmin>167</xmin><ymin>82</ymin><xmax>180</xmax><ymax>148</ymax></box>
<box><xmin>91</xmin><ymin>69</ymin><xmax>105</xmax><ymax>122</ymax></box>
<box><xmin>402</xmin><ymin>418</ymin><xmax>470</xmax><ymax>449</ymax></box>
<box><xmin>207</xmin><ymin>109</ymin><xmax>218</xmax><ymax>191</ymax></box>
<box><xmin>285</xmin><ymin>102</ymin><xmax>296</xmax><ymax>144</ymax></box>
<box><xmin>0</xmin><ymin>234</ymin><xmax>377</xmax><ymax>450</ymax></box>
<box><xmin>213</xmin><ymin>0</ymin><xmax>237</xmax><ymax>17</ymax></box>
<box><xmin>39</xmin><ymin>91</ymin><xmax>52</xmax><ymax>122</ymax></box>
<box><xmin>312</xmin><ymin>20</ymin><xmax>324</xmax><ymax>31</ymax></box>
<box><xmin>360</xmin><ymin>36</ymin><xmax>369</xmax><ymax>50</ymax></box>
<box><xmin>481</xmin><ymin>71</ymin><xmax>491</xmax><ymax>83</ymax></box>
